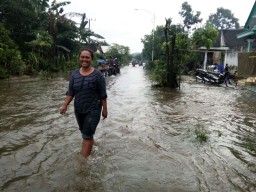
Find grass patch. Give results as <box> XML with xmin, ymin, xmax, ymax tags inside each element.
<box><xmin>217</xmin><ymin>130</ymin><xmax>222</xmax><ymax>137</ymax></box>
<box><xmin>194</xmin><ymin>124</ymin><xmax>208</xmax><ymax>143</ymax></box>
<box><xmin>243</xmin><ymin>142</ymin><xmax>256</xmax><ymax>153</ymax></box>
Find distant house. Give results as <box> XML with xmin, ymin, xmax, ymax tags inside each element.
<box><xmin>199</xmin><ymin>1</ymin><xmax>256</xmax><ymax>78</ymax></box>
<box><xmin>236</xmin><ymin>1</ymin><xmax>256</xmax><ymax>77</ymax></box>
<box><xmin>199</xmin><ymin>29</ymin><xmax>247</xmax><ymax>73</ymax></box>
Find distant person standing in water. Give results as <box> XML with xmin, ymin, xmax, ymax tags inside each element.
<box><xmin>59</xmin><ymin>48</ymin><xmax>108</xmax><ymax>158</ymax></box>
<box><xmin>224</xmin><ymin>63</ymin><xmax>231</xmax><ymax>86</ymax></box>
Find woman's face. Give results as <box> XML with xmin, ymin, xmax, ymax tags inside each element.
<box><xmin>79</xmin><ymin>50</ymin><xmax>92</xmax><ymax>68</ymax></box>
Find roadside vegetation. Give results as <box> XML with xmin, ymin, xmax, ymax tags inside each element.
<box><xmin>0</xmin><ymin>1</ymin><xmax>240</xmax><ymax>87</ymax></box>
<box><xmin>141</xmin><ymin>2</ymin><xmax>240</xmax><ymax>88</ymax></box>
<box><xmin>0</xmin><ymin>0</ymin><xmax>131</xmax><ymax>79</ymax></box>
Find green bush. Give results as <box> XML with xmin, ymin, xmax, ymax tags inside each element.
<box><xmin>152</xmin><ymin>60</ymin><xmax>167</xmax><ymax>86</ymax></box>
<box><xmin>0</xmin><ymin>66</ymin><xmax>8</xmax><ymax>79</ymax></box>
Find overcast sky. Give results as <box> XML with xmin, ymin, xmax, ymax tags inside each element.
<box><xmin>61</xmin><ymin>0</ymin><xmax>255</xmax><ymax>53</ymax></box>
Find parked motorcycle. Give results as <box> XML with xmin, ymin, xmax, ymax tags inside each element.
<box><xmin>195</xmin><ymin>69</ymin><xmax>237</xmax><ymax>87</ymax></box>
<box><xmin>195</xmin><ymin>69</ymin><xmax>224</xmax><ymax>84</ymax></box>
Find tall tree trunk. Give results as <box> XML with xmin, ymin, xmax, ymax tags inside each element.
<box><xmin>164</xmin><ymin>20</ymin><xmax>178</xmax><ymax>88</ymax></box>
<box><xmin>168</xmin><ymin>32</ymin><xmax>178</xmax><ymax>88</ymax></box>
<box><xmin>164</xmin><ymin>20</ymin><xmax>170</xmax><ymax>85</ymax></box>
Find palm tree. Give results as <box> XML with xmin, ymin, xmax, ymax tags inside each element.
<box><xmin>77</xmin><ymin>13</ymin><xmax>105</xmax><ymax>53</ymax></box>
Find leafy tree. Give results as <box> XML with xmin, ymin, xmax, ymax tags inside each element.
<box><xmin>25</xmin><ymin>31</ymin><xmax>53</xmax><ymax>72</ymax></box>
<box><xmin>0</xmin><ymin>22</ymin><xmax>25</xmax><ymax>78</ymax></box>
<box><xmin>105</xmin><ymin>44</ymin><xmax>131</xmax><ymax>65</ymax></box>
<box><xmin>47</xmin><ymin>0</ymin><xmax>72</xmax><ymax>67</ymax></box>
<box><xmin>179</xmin><ymin>1</ymin><xmax>203</xmax><ymax>32</ymax></box>
<box><xmin>172</xmin><ymin>25</ymin><xmax>199</xmax><ymax>75</ymax></box>
<box><xmin>207</xmin><ymin>7</ymin><xmax>240</xmax><ymax>29</ymax></box>
<box><xmin>192</xmin><ymin>22</ymin><xmax>218</xmax><ymax>69</ymax></box>
<box><xmin>192</xmin><ymin>22</ymin><xmax>218</xmax><ymax>49</ymax></box>
<box><xmin>141</xmin><ymin>33</ymin><xmax>153</xmax><ymax>61</ymax></box>
<box><xmin>56</xmin><ymin>17</ymin><xmax>79</xmax><ymax>59</ymax></box>
<box><xmin>141</xmin><ymin>25</ymin><xmax>166</xmax><ymax>62</ymax></box>
<box><xmin>0</xmin><ymin>0</ymin><xmax>42</xmax><ymax>52</ymax></box>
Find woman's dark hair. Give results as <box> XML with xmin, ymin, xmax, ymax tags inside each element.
<box><xmin>79</xmin><ymin>48</ymin><xmax>94</xmax><ymax>60</ymax></box>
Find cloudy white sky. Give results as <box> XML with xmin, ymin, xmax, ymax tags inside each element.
<box><xmin>61</xmin><ymin>0</ymin><xmax>255</xmax><ymax>53</ymax></box>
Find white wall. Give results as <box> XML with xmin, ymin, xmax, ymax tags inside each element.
<box><xmin>225</xmin><ymin>52</ymin><xmax>238</xmax><ymax>72</ymax></box>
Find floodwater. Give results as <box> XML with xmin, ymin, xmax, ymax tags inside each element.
<box><xmin>0</xmin><ymin>65</ymin><xmax>255</xmax><ymax>192</ymax></box>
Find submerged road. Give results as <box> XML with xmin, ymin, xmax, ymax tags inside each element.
<box><xmin>0</xmin><ymin>65</ymin><xmax>255</xmax><ymax>191</ymax></box>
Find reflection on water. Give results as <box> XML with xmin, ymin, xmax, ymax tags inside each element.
<box><xmin>0</xmin><ymin>66</ymin><xmax>256</xmax><ymax>192</ymax></box>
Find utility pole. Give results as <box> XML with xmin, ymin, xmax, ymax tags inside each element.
<box><xmin>87</xmin><ymin>18</ymin><xmax>96</xmax><ymax>44</ymax></box>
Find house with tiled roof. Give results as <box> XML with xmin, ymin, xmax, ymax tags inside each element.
<box><xmin>199</xmin><ymin>29</ymin><xmax>248</xmax><ymax>73</ymax></box>
<box><xmin>199</xmin><ymin>1</ymin><xmax>256</xmax><ymax>79</ymax></box>
<box><xmin>212</xmin><ymin>29</ymin><xmax>247</xmax><ymax>67</ymax></box>
<box><xmin>216</xmin><ymin>29</ymin><xmax>248</xmax><ymax>51</ymax></box>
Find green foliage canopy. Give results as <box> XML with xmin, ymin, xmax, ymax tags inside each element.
<box><xmin>207</xmin><ymin>7</ymin><xmax>240</xmax><ymax>29</ymax></box>
<box><xmin>179</xmin><ymin>1</ymin><xmax>203</xmax><ymax>31</ymax></box>
<box><xmin>192</xmin><ymin>22</ymin><xmax>218</xmax><ymax>50</ymax></box>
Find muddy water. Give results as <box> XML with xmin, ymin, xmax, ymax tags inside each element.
<box><xmin>0</xmin><ymin>65</ymin><xmax>255</xmax><ymax>192</ymax></box>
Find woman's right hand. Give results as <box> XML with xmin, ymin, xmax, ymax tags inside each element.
<box><xmin>59</xmin><ymin>105</ymin><xmax>67</xmax><ymax>115</ymax></box>
<box><xmin>59</xmin><ymin>96</ymin><xmax>73</xmax><ymax>115</ymax></box>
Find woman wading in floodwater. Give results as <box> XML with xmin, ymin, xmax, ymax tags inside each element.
<box><xmin>60</xmin><ymin>48</ymin><xmax>108</xmax><ymax>158</ymax></box>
